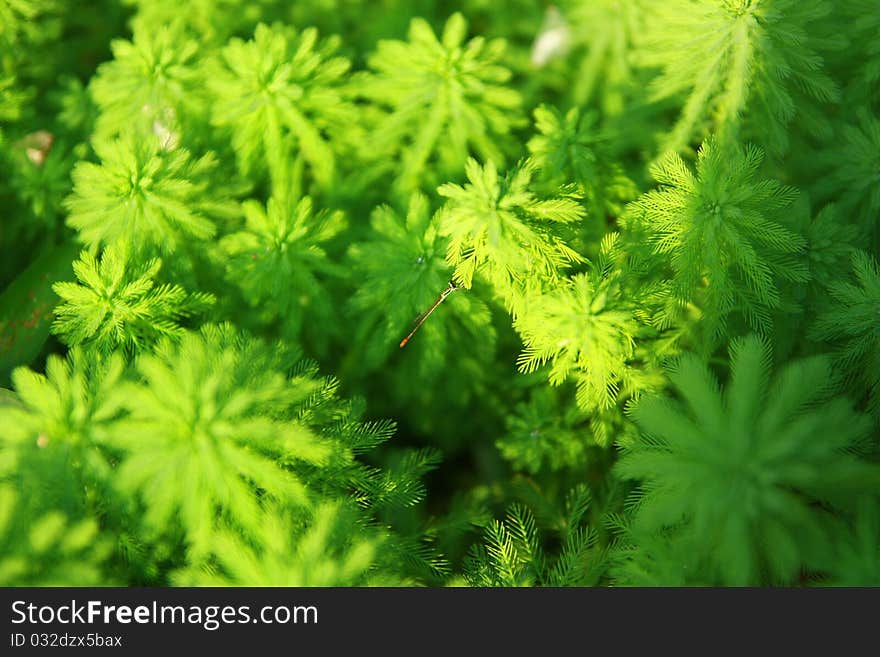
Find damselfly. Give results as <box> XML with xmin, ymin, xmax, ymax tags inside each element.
<box><xmin>399</xmin><ymin>280</ymin><xmax>462</xmax><ymax>348</ymax></box>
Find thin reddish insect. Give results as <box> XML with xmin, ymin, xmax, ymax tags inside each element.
<box><xmin>399</xmin><ymin>280</ymin><xmax>461</xmax><ymax>348</ymax></box>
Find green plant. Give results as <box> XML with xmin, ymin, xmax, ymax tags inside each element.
<box><xmin>206</xmin><ymin>22</ymin><xmax>354</xmax><ymax>189</ymax></box>
<box><xmin>1</xmin><ymin>0</ymin><xmax>877</xmax><ymax>587</ymax></box>
<box><xmin>624</xmin><ymin>138</ymin><xmax>808</xmax><ymax>343</ymax></box>
<box><xmin>52</xmin><ymin>244</ymin><xmax>214</xmax><ymax>354</ymax></box>
<box><xmin>438</xmin><ymin>157</ymin><xmax>584</xmax><ymax>312</ymax></box>
<box><xmin>616</xmin><ymin>335</ymin><xmax>879</xmax><ymax>585</ymax></box>
<box><xmin>638</xmin><ymin>0</ymin><xmax>840</xmax><ymax>154</ymax></box>
<box><xmin>357</xmin><ymin>12</ymin><xmax>523</xmax><ymax>197</ymax></box>
<box><xmin>64</xmin><ymin>135</ymin><xmax>234</xmax><ymax>252</ymax></box>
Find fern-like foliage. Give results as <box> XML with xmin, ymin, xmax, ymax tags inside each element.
<box><xmin>52</xmin><ymin>244</ymin><xmax>214</xmax><ymax>354</ymax></box>
<box><xmin>174</xmin><ymin>501</ymin><xmax>400</xmax><ymax>586</ymax></box>
<box><xmin>802</xmin><ymin>204</ymin><xmax>859</xmax><ymax>297</ymax></box>
<box><xmin>438</xmin><ymin>158</ymin><xmax>584</xmax><ymax>312</ymax></box>
<box><xmin>773</xmin><ymin>203</ymin><xmax>860</xmax><ymax>354</ymax></box>
<box><xmin>347</xmin><ymin>192</ymin><xmax>493</xmax><ymax>373</ymax></box>
<box><xmin>353</xmin><ymin>447</ymin><xmax>442</xmax><ymax>512</ymax></box>
<box><xmin>219</xmin><ymin>193</ymin><xmax>345</xmax><ymax>343</ymax></box>
<box><xmin>4</xmin><ymin>135</ymin><xmax>78</xmax><ymax>237</ymax></box>
<box><xmin>0</xmin><ymin>485</ymin><xmax>110</xmax><ymax>586</ymax></box>
<box><xmin>617</xmin><ymin>335</ymin><xmax>880</xmax><ymax>585</ymax></box>
<box><xmin>465</xmin><ymin>486</ymin><xmax>603</xmax><ymax>586</ymax></box>
<box><xmin>54</xmin><ymin>76</ymin><xmax>97</xmax><ymax>138</ymax></box>
<box><xmin>0</xmin><ymin>71</ymin><xmax>26</xmax><ymax>126</ymax></box>
<box><xmin>0</xmin><ymin>349</ymin><xmax>125</xmax><ymax>489</ymax></box>
<box><xmin>5</xmin><ymin>0</ymin><xmax>879</xmax><ymax>589</ymax></box>
<box><xmin>89</xmin><ymin>24</ymin><xmax>201</xmax><ymax>144</ymax></box>
<box><xmin>107</xmin><ymin>325</ymin><xmax>330</xmax><ymax>558</ymax></box>
<box><xmin>274</xmin><ymin>363</ymin><xmax>447</xmax><ymax>582</ymax></box>
<box><xmin>496</xmin><ymin>386</ymin><xmax>588</xmax><ymax>474</ymax></box>
<box><xmin>823</xmin><ymin>499</ymin><xmax>880</xmax><ymax>586</ymax></box>
<box><xmin>515</xmin><ymin>243</ymin><xmax>640</xmax><ymax>413</ymax></box>
<box><xmin>120</xmin><ymin>0</ymin><xmax>270</xmax><ymax>47</ymax></box>
<box><xmin>558</xmin><ymin>0</ymin><xmax>644</xmax><ymax>114</ymax></box>
<box><xmin>0</xmin><ymin>321</ymin><xmax>442</xmax><ymax>583</ymax></box>
<box><xmin>207</xmin><ymin>23</ymin><xmax>353</xmax><ymax>189</ymax></box>
<box><xmin>467</xmin><ymin>504</ymin><xmax>542</xmax><ymax>586</ymax></box>
<box><xmin>64</xmin><ymin>135</ymin><xmax>236</xmax><ymax>252</ymax></box>
<box><xmin>605</xmin><ymin>514</ymin><xmax>702</xmax><ymax>586</ymax></box>
<box><xmin>359</xmin><ymin>13</ymin><xmax>523</xmax><ymax>197</ymax></box>
<box><xmin>810</xmin><ymin>251</ymin><xmax>880</xmax><ymax>419</ymax></box>
<box><xmin>639</xmin><ymin>0</ymin><xmax>840</xmax><ymax>154</ymax></box>
<box><xmin>817</xmin><ymin>110</ymin><xmax>880</xmax><ymax>239</ymax></box>
<box><xmin>625</xmin><ymin>139</ymin><xmax>807</xmax><ymax>341</ymax></box>
<box><xmin>527</xmin><ymin>105</ymin><xmax>637</xmax><ymax>228</ymax></box>
<box><xmin>840</xmin><ymin>0</ymin><xmax>880</xmax><ymax>103</ymax></box>
<box><xmin>0</xmin><ymin>0</ymin><xmax>57</xmax><ymax>127</ymax></box>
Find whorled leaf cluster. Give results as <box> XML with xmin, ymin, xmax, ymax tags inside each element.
<box><xmin>0</xmin><ymin>0</ymin><xmax>877</xmax><ymax>587</ymax></box>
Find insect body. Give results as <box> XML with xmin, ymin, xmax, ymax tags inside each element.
<box><xmin>399</xmin><ymin>280</ymin><xmax>462</xmax><ymax>348</ymax></box>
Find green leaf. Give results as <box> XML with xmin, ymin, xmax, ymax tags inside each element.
<box><xmin>0</xmin><ymin>241</ymin><xmax>78</xmax><ymax>385</ymax></box>
<box><xmin>64</xmin><ymin>135</ymin><xmax>234</xmax><ymax>252</ymax></box>
<box><xmin>347</xmin><ymin>192</ymin><xmax>494</xmax><ymax>372</ymax></box>
<box><xmin>618</xmin><ymin>335</ymin><xmax>880</xmax><ymax>585</ymax></box>
<box><xmin>52</xmin><ymin>243</ymin><xmax>215</xmax><ymax>354</ymax></box>
<box><xmin>359</xmin><ymin>13</ymin><xmax>523</xmax><ymax>197</ymax></box>
<box><xmin>89</xmin><ymin>23</ymin><xmax>201</xmax><ymax>143</ymax></box>
<box><xmin>107</xmin><ymin>325</ymin><xmax>325</xmax><ymax>557</ymax></box>
<box><xmin>811</xmin><ymin>251</ymin><xmax>880</xmax><ymax>418</ymax></box>
<box><xmin>219</xmin><ymin>193</ymin><xmax>345</xmax><ymax>345</ymax></box>
<box><xmin>173</xmin><ymin>501</ymin><xmax>398</xmax><ymax>586</ymax></box>
<box><xmin>0</xmin><ymin>485</ymin><xmax>111</xmax><ymax>586</ymax></box>
<box><xmin>438</xmin><ymin>158</ymin><xmax>584</xmax><ymax>312</ymax></box>
<box><xmin>626</xmin><ymin>138</ymin><xmax>807</xmax><ymax>342</ymax></box>
<box><xmin>515</xmin><ymin>265</ymin><xmax>639</xmax><ymax>413</ymax></box>
<box><xmin>639</xmin><ymin>0</ymin><xmax>840</xmax><ymax>153</ymax></box>
<box><xmin>207</xmin><ymin>23</ymin><xmax>353</xmax><ymax>189</ymax></box>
